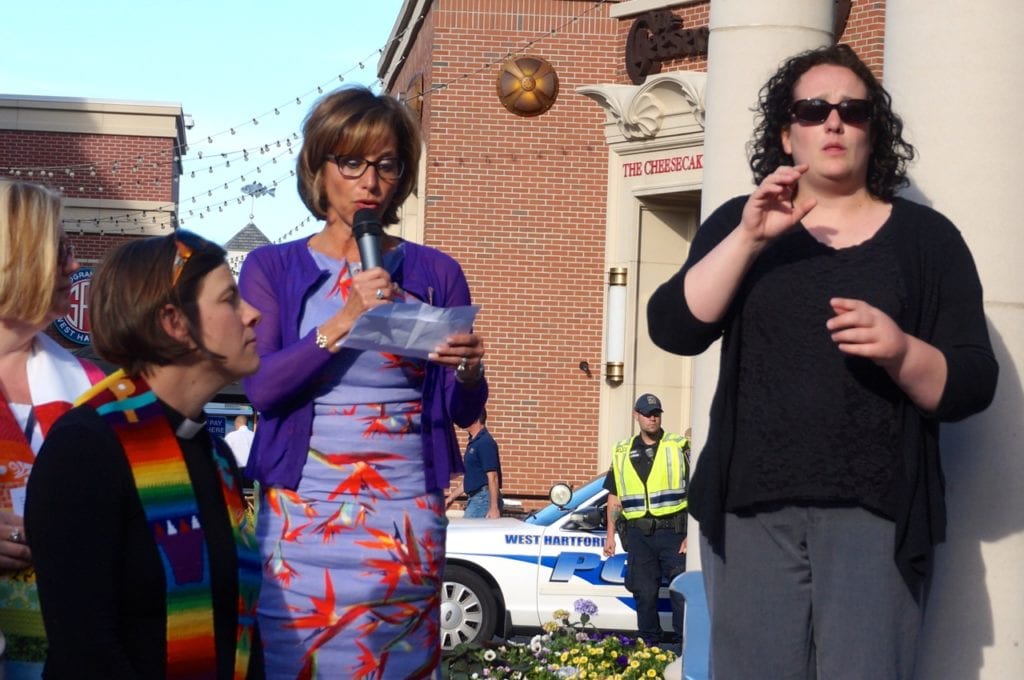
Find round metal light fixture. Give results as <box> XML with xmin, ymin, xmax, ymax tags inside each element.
<box><xmin>496</xmin><ymin>56</ymin><xmax>559</xmax><ymax>117</ymax></box>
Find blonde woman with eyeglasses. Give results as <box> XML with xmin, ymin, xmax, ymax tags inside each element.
<box><xmin>0</xmin><ymin>180</ymin><xmax>103</xmax><ymax>678</ymax></box>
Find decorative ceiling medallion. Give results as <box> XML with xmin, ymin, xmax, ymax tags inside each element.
<box><xmin>496</xmin><ymin>56</ymin><xmax>559</xmax><ymax>117</ymax></box>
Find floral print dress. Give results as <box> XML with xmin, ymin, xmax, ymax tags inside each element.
<box><xmin>256</xmin><ymin>244</ymin><xmax>445</xmax><ymax>679</ymax></box>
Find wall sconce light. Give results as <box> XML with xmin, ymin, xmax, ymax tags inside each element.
<box><xmin>605</xmin><ymin>267</ymin><xmax>627</xmax><ymax>385</ymax></box>
<box><xmin>496</xmin><ymin>56</ymin><xmax>559</xmax><ymax>117</ymax></box>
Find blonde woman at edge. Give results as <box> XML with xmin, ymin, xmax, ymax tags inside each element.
<box><xmin>0</xmin><ymin>181</ymin><xmax>102</xmax><ymax>678</ymax></box>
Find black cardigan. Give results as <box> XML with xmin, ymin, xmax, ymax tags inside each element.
<box><xmin>25</xmin><ymin>404</ymin><xmax>263</xmax><ymax>679</ymax></box>
<box><xmin>648</xmin><ymin>195</ymin><xmax>998</xmax><ymax>592</ymax></box>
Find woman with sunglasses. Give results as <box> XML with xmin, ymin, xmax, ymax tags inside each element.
<box><xmin>0</xmin><ymin>180</ymin><xmax>104</xmax><ymax>678</ymax></box>
<box><xmin>238</xmin><ymin>86</ymin><xmax>486</xmax><ymax>678</ymax></box>
<box><xmin>648</xmin><ymin>44</ymin><xmax>997</xmax><ymax>678</ymax></box>
<box><xmin>25</xmin><ymin>232</ymin><xmax>264</xmax><ymax>679</ymax></box>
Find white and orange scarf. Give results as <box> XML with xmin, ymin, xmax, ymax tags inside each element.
<box><xmin>0</xmin><ymin>333</ymin><xmax>102</xmax><ymax>671</ymax></box>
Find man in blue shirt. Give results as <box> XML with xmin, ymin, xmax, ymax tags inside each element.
<box><xmin>446</xmin><ymin>409</ymin><xmax>503</xmax><ymax>518</ymax></box>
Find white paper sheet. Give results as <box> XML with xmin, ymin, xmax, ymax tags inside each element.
<box><xmin>337</xmin><ymin>302</ymin><xmax>480</xmax><ymax>359</ymax></box>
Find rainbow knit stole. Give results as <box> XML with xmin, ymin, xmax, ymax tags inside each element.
<box><xmin>210</xmin><ymin>433</ymin><xmax>261</xmax><ymax>680</ymax></box>
<box><xmin>80</xmin><ymin>371</ymin><xmax>258</xmax><ymax>679</ymax></box>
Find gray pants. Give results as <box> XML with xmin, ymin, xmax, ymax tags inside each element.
<box><xmin>701</xmin><ymin>506</ymin><xmax>921</xmax><ymax>680</ymax></box>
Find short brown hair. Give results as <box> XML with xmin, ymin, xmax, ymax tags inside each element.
<box><xmin>0</xmin><ymin>180</ymin><xmax>63</xmax><ymax>324</ymax></box>
<box><xmin>90</xmin><ymin>231</ymin><xmax>227</xmax><ymax>377</ymax></box>
<box><xmin>296</xmin><ymin>86</ymin><xmax>422</xmax><ymax>226</ymax></box>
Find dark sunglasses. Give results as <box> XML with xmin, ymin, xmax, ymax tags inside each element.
<box><xmin>790</xmin><ymin>98</ymin><xmax>873</xmax><ymax>125</ymax></box>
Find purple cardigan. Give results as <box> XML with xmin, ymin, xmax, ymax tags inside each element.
<box><xmin>238</xmin><ymin>237</ymin><xmax>487</xmax><ymax>493</ymax></box>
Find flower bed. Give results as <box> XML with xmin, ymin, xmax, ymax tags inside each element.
<box><xmin>441</xmin><ymin>598</ymin><xmax>677</xmax><ymax>679</ymax></box>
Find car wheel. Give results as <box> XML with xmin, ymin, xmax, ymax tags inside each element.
<box><xmin>441</xmin><ymin>564</ymin><xmax>498</xmax><ymax>650</ymax></box>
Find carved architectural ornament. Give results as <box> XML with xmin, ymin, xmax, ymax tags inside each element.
<box><xmin>577</xmin><ymin>73</ymin><xmax>705</xmax><ymax>142</ymax></box>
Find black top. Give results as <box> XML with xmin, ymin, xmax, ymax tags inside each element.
<box><xmin>727</xmin><ymin>215</ymin><xmax>904</xmax><ymax>516</ymax></box>
<box><xmin>647</xmin><ymin>196</ymin><xmax>998</xmax><ymax>591</ymax></box>
<box><xmin>25</xmin><ymin>403</ymin><xmax>263</xmax><ymax>679</ymax></box>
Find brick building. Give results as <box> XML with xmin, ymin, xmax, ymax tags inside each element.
<box><xmin>0</xmin><ymin>94</ymin><xmax>187</xmax><ymax>349</ymax></box>
<box><xmin>377</xmin><ymin>1</ymin><xmax>1022</xmax><ymax>676</ymax></box>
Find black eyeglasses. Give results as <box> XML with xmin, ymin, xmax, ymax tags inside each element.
<box><xmin>57</xmin><ymin>238</ymin><xmax>75</xmax><ymax>268</ymax></box>
<box><xmin>790</xmin><ymin>98</ymin><xmax>873</xmax><ymax>125</ymax></box>
<box><xmin>324</xmin><ymin>154</ymin><xmax>404</xmax><ymax>181</ymax></box>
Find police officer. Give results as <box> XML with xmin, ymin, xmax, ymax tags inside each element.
<box><xmin>603</xmin><ymin>393</ymin><xmax>689</xmax><ymax>647</ymax></box>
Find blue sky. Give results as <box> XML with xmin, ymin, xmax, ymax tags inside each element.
<box><xmin>0</xmin><ymin>0</ymin><xmax>405</xmax><ymax>246</ymax></box>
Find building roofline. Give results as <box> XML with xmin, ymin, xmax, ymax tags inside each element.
<box><xmin>378</xmin><ymin>0</ymin><xmax>430</xmax><ymax>91</ymax></box>
<box><xmin>0</xmin><ymin>93</ymin><xmax>183</xmax><ymax>116</ymax></box>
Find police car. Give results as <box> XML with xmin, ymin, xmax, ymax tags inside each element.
<box><xmin>441</xmin><ymin>476</ymin><xmax>673</xmax><ymax>650</ymax></box>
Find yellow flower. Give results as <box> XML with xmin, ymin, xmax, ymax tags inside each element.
<box><xmin>647</xmin><ymin>670</ymin><xmax>657</xmax><ymax>677</ymax></box>
<box><xmin>630</xmin><ymin>660</ymin><xmax>640</xmax><ymax>669</ymax></box>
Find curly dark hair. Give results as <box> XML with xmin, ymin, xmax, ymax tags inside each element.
<box><xmin>748</xmin><ymin>44</ymin><xmax>915</xmax><ymax>201</ymax></box>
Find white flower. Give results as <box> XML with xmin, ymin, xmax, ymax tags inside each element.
<box><xmin>483</xmin><ymin>649</ymin><xmax>497</xmax><ymax>662</ymax></box>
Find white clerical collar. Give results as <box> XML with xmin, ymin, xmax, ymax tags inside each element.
<box><xmin>175</xmin><ymin>417</ymin><xmax>207</xmax><ymax>440</ymax></box>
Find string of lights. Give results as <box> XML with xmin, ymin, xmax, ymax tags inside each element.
<box><xmin>3</xmin><ymin>1</ymin><xmax>612</xmax><ymax>244</ymax></box>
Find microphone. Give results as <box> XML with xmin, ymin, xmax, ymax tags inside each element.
<box><xmin>352</xmin><ymin>209</ymin><xmax>384</xmax><ymax>270</ymax></box>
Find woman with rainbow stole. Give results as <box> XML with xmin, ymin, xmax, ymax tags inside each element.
<box><xmin>0</xmin><ymin>180</ymin><xmax>104</xmax><ymax>679</ymax></box>
<box><xmin>25</xmin><ymin>231</ymin><xmax>264</xmax><ymax>679</ymax></box>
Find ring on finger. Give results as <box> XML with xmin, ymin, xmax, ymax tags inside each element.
<box><xmin>8</xmin><ymin>529</ymin><xmax>20</xmax><ymax>543</ymax></box>
<box><xmin>375</xmin><ymin>288</ymin><xmax>384</xmax><ymax>300</ymax></box>
<box><xmin>458</xmin><ymin>357</ymin><xmax>469</xmax><ymax>372</ymax></box>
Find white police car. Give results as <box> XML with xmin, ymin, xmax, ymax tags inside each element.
<box><xmin>441</xmin><ymin>476</ymin><xmax>674</xmax><ymax>649</ymax></box>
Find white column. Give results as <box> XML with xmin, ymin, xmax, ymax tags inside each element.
<box><xmin>884</xmin><ymin>3</ymin><xmax>1024</xmax><ymax>678</ymax></box>
<box><xmin>688</xmin><ymin>0</ymin><xmax>834</xmax><ymax>570</ymax></box>
<box><xmin>701</xmin><ymin>0</ymin><xmax>834</xmax><ymax>213</ymax></box>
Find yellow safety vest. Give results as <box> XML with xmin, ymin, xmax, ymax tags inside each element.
<box><xmin>611</xmin><ymin>432</ymin><xmax>689</xmax><ymax>520</ymax></box>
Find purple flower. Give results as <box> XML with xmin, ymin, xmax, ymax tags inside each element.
<box><xmin>573</xmin><ymin>598</ymin><xmax>598</xmax><ymax>617</ymax></box>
